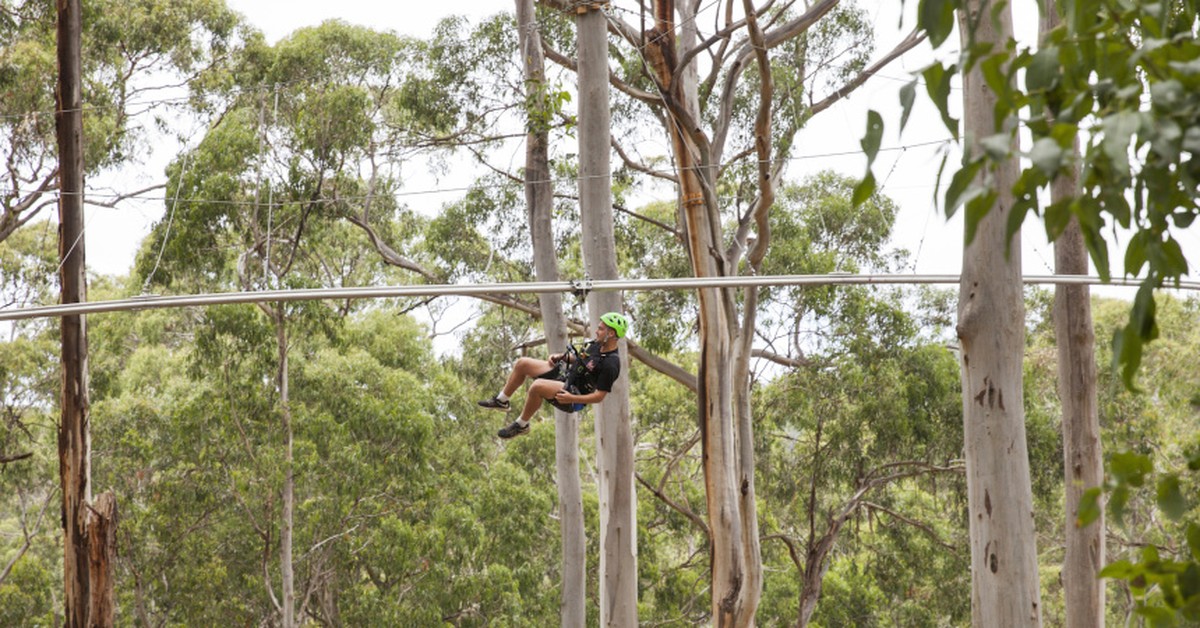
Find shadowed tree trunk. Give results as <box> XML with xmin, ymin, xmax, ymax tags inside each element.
<box><xmin>956</xmin><ymin>1</ymin><xmax>1042</xmax><ymax>625</ymax></box>
<box><xmin>56</xmin><ymin>0</ymin><xmax>114</xmax><ymax>623</ymax></box>
<box><xmin>1044</xmin><ymin>5</ymin><xmax>1104</xmax><ymax>625</ymax></box>
<box><xmin>516</xmin><ymin>0</ymin><xmax>587</xmax><ymax>623</ymax></box>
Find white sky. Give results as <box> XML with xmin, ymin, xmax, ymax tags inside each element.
<box><xmin>81</xmin><ymin>0</ymin><xmax>1172</xmax><ymax>305</ymax></box>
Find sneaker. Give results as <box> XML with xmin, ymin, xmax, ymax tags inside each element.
<box><xmin>478</xmin><ymin>396</ymin><xmax>510</xmax><ymax>411</ymax></box>
<box><xmin>497</xmin><ymin>421</ymin><xmax>530</xmax><ymax>439</ymax></box>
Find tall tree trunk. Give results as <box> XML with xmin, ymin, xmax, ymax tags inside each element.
<box><xmin>643</xmin><ymin>1</ymin><xmax>753</xmax><ymax>624</ymax></box>
<box><xmin>276</xmin><ymin>311</ymin><xmax>296</xmax><ymax>628</ymax></box>
<box><xmin>1053</xmin><ymin>170</ymin><xmax>1105</xmax><ymax>628</ymax></box>
<box><xmin>733</xmin><ymin>1</ymin><xmax>773</xmax><ymax>618</ymax></box>
<box><xmin>645</xmin><ymin>1</ymin><xmax>758</xmax><ymax>623</ymax></box>
<box><xmin>1044</xmin><ymin>6</ymin><xmax>1104</xmax><ymax>625</ymax></box>
<box><xmin>577</xmin><ymin>4</ymin><xmax>638</xmax><ymax>625</ymax></box>
<box><xmin>957</xmin><ymin>2</ymin><xmax>1042</xmax><ymax>625</ymax></box>
<box><xmin>56</xmin><ymin>0</ymin><xmax>101</xmax><ymax>623</ymax></box>
<box><xmin>517</xmin><ymin>0</ymin><xmax>587</xmax><ymax>624</ymax></box>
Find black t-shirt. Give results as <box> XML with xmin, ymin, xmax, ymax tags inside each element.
<box><xmin>573</xmin><ymin>341</ymin><xmax>621</xmax><ymax>393</ymax></box>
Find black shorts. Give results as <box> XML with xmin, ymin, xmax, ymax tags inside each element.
<box><xmin>536</xmin><ymin>369</ymin><xmax>586</xmax><ymax>412</ymax></box>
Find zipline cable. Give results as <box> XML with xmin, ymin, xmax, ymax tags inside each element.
<box><xmin>0</xmin><ymin>273</ymin><xmax>1193</xmax><ymax>322</ymax></box>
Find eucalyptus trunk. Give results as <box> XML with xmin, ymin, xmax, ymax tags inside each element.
<box><xmin>275</xmin><ymin>311</ymin><xmax>296</xmax><ymax>628</ymax></box>
<box><xmin>957</xmin><ymin>2</ymin><xmax>1042</xmax><ymax>625</ymax></box>
<box><xmin>1043</xmin><ymin>7</ymin><xmax>1104</xmax><ymax>621</ymax></box>
<box><xmin>56</xmin><ymin>0</ymin><xmax>108</xmax><ymax>623</ymax></box>
<box><xmin>517</xmin><ymin>0</ymin><xmax>587</xmax><ymax>623</ymax></box>
<box><xmin>644</xmin><ymin>0</ymin><xmax>765</xmax><ymax>622</ymax></box>
<box><xmin>577</xmin><ymin>5</ymin><xmax>637</xmax><ymax>625</ymax></box>
<box><xmin>1053</xmin><ymin>176</ymin><xmax>1105</xmax><ymax>628</ymax></box>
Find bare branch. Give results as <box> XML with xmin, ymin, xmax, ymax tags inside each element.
<box><xmin>712</xmin><ymin>0</ymin><xmax>839</xmax><ymax>162</ymax></box>
<box><xmin>85</xmin><ymin>183</ymin><xmax>168</xmax><ymax>209</ymax></box>
<box><xmin>636</xmin><ymin>471</ymin><xmax>711</xmax><ymax>540</ymax></box>
<box><xmin>612</xmin><ymin>136</ymin><xmax>678</xmax><ymax>184</ymax></box>
<box><xmin>552</xmin><ymin>191</ymin><xmax>683</xmax><ymax>238</ymax></box>
<box><xmin>808</xmin><ymin>28</ymin><xmax>927</xmax><ymax>117</ymax></box>
<box><xmin>343</xmin><ymin>213</ymin><xmax>438</xmax><ymax>282</ymax></box>
<box><xmin>861</xmin><ymin>501</ymin><xmax>957</xmax><ymax>550</ymax></box>
<box><xmin>750</xmin><ymin>347</ymin><xmax>808</xmax><ymax>368</ymax></box>
<box><xmin>627</xmin><ymin>339</ymin><xmax>697</xmax><ymax>391</ymax></box>
<box><xmin>763</xmin><ymin>533</ymin><xmax>804</xmax><ymax>574</ymax></box>
<box><xmin>542</xmin><ymin>40</ymin><xmax>662</xmax><ymax>104</ymax></box>
<box><xmin>463</xmin><ymin>144</ymin><xmax>524</xmax><ymax>185</ymax></box>
<box><xmin>0</xmin><ymin>451</ymin><xmax>33</xmax><ymax>465</ymax></box>
<box><xmin>0</xmin><ymin>486</ymin><xmax>55</xmax><ymax>587</ymax></box>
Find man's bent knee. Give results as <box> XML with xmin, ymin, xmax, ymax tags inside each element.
<box><xmin>529</xmin><ymin>378</ymin><xmax>564</xmax><ymax>399</ymax></box>
<box><xmin>514</xmin><ymin>356</ymin><xmax>541</xmax><ymax>373</ymax></box>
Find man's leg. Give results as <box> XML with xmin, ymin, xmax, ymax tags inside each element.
<box><xmin>501</xmin><ymin>357</ymin><xmax>554</xmax><ymax>398</ymax></box>
<box><xmin>519</xmin><ymin>378</ymin><xmax>565</xmax><ymax>422</ymax></box>
<box><xmin>482</xmin><ymin>357</ymin><xmax>555</xmax><ymax>412</ymax></box>
<box><xmin>498</xmin><ymin>377</ymin><xmax>564</xmax><ymax>439</ymax></box>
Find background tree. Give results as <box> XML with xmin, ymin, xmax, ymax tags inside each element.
<box><xmin>0</xmin><ymin>223</ymin><xmax>60</xmax><ymax>624</ymax></box>
<box><xmin>1040</xmin><ymin>3</ymin><xmax>1105</xmax><ymax>625</ymax></box>
<box><xmin>0</xmin><ymin>0</ymin><xmax>245</xmax><ymax>243</ymax></box>
<box><xmin>517</xmin><ymin>1</ymin><xmax>922</xmax><ymax>620</ymax></box>
<box><xmin>515</xmin><ymin>0</ymin><xmax>587</xmax><ymax>622</ymax></box>
<box><xmin>860</xmin><ymin>0</ymin><xmax>1200</xmax><ymax>622</ymax></box>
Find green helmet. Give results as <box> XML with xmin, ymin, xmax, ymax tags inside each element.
<box><xmin>600</xmin><ymin>312</ymin><xmax>629</xmax><ymax>338</ymax></box>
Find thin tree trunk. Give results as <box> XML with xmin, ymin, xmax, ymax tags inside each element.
<box><xmin>1054</xmin><ymin>181</ymin><xmax>1105</xmax><ymax>628</ymax></box>
<box><xmin>646</xmin><ymin>1</ymin><xmax>753</xmax><ymax>623</ymax></box>
<box><xmin>1044</xmin><ymin>9</ymin><xmax>1104</xmax><ymax>623</ymax></box>
<box><xmin>733</xmin><ymin>1</ymin><xmax>774</xmax><ymax>619</ymax></box>
<box><xmin>957</xmin><ymin>2</ymin><xmax>1042</xmax><ymax>625</ymax></box>
<box><xmin>517</xmin><ymin>0</ymin><xmax>587</xmax><ymax>624</ymax></box>
<box><xmin>56</xmin><ymin>0</ymin><xmax>94</xmax><ymax>623</ymax></box>
<box><xmin>276</xmin><ymin>312</ymin><xmax>296</xmax><ymax>628</ymax></box>
<box><xmin>577</xmin><ymin>5</ymin><xmax>637</xmax><ymax>625</ymax></box>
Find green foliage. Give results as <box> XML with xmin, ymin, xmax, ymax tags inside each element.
<box><xmin>1026</xmin><ymin>294</ymin><xmax>1200</xmax><ymax>624</ymax></box>
<box><xmin>1091</xmin><ymin>449</ymin><xmax>1200</xmax><ymax>626</ymax></box>
<box><xmin>866</xmin><ymin>0</ymin><xmax>1200</xmax><ymax>389</ymax></box>
<box><xmin>0</xmin><ymin>555</ymin><xmax>57</xmax><ymax>626</ymax></box>
<box><xmin>0</xmin><ymin>0</ymin><xmax>246</xmax><ymax>242</ymax></box>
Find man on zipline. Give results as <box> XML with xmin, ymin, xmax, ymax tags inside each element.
<box><xmin>479</xmin><ymin>312</ymin><xmax>629</xmax><ymax>439</ymax></box>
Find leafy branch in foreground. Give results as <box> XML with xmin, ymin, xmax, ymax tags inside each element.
<box><xmin>1076</xmin><ymin>447</ymin><xmax>1200</xmax><ymax>626</ymax></box>
<box><xmin>858</xmin><ymin>0</ymin><xmax>1200</xmax><ymax>389</ymax></box>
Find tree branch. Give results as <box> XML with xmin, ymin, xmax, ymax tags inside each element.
<box><xmin>750</xmin><ymin>348</ymin><xmax>809</xmax><ymax>368</ymax></box>
<box><xmin>861</xmin><ymin>501</ymin><xmax>957</xmax><ymax>550</ymax></box>
<box><xmin>553</xmin><ymin>191</ymin><xmax>682</xmax><ymax>239</ymax></box>
<box><xmin>84</xmin><ymin>183</ymin><xmax>167</xmax><ymax>209</ymax></box>
<box><xmin>541</xmin><ymin>40</ymin><xmax>662</xmax><ymax>105</ymax></box>
<box><xmin>808</xmin><ymin>28</ymin><xmax>927</xmax><ymax>117</ymax></box>
<box><xmin>612</xmin><ymin>136</ymin><xmax>678</xmax><ymax>184</ymax></box>
<box><xmin>636</xmin><ymin>471</ymin><xmax>711</xmax><ymax>540</ymax></box>
<box><xmin>627</xmin><ymin>339</ymin><xmax>697</xmax><ymax>391</ymax></box>
<box><xmin>0</xmin><ymin>486</ymin><xmax>55</xmax><ymax>587</ymax></box>
<box><xmin>711</xmin><ymin>0</ymin><xmax>839</xmax><ymax>162</ymax></box>
<box><xmin>343</xmin><ymin>213</ymin><xmax>439</xmax><ymax>282</ymax></box>
<box><xmin>0</xmin><ymin>451</ymin><xmax>33</xmax><ymax>465</ymax></box>
<box><xmin>763</xmin><ymin>533</ymin><xmax>804</xmax><ymax>575</ymax></box>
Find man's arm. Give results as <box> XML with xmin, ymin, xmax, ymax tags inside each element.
<box><xmin>556</xmin><ymin>389</ymin><xmax>608</xmax><ymax>405</ymax></box>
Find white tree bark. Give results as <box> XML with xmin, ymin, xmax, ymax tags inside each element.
<box><xmin>516</xmin><ymin>0</ymin><xmax>588</xmax><ymax>624</ymax></box>
<box><xmin>577</xmin><ymin>5</ymin><xmax>638</xmax><ymax>625</ymax></box>
<box><xmin>1045</xmin><ymin>7</ymin><xmax>1104</xmax><ymax>624</ymax></box>
<box><xmin>276</xmin><ymin>312</ymin><xmax>296</xmax><ymax>628</ymax></box>
<box><xmin>957</xmin><ymin>2</ymin><xmax>1042</xmax><ymax>625</ymax></box>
